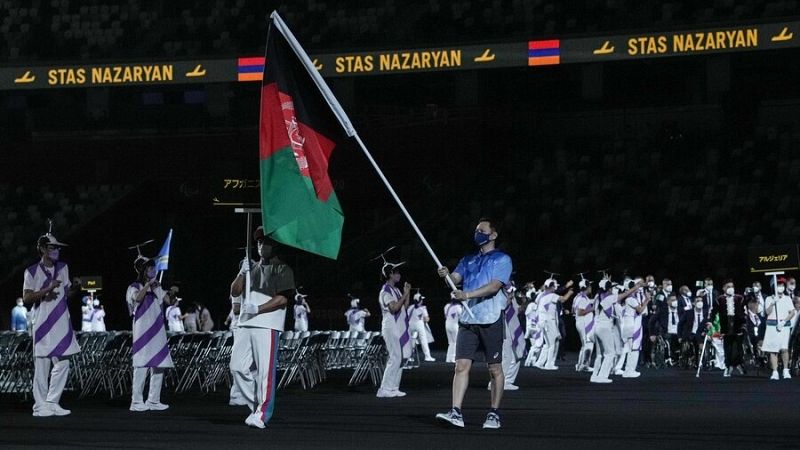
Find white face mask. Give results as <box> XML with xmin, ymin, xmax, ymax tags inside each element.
<box><xmin>752</xmin><ymin>286</ymin><xmax>760</xmax><ymax>293</ymax></box>
<box><xmin>695</xmin><ymin>302</ymin><xmax>704</xmax><ymax>309</ymax></box>
<box><xmin>777</xmin><ymin>286</ymin><xmax>786</xmax><ymax>294</ymax></box>
<box><xmin>789</xmin><ymin>283</ymin><xmax>796</xmax><ymax>291</ymax></box>
<box><xmin>706</xmin><ymin>285</ymin><xmax>713</xmax><ymax>291</ymax></box>
<box><xmin>17</xmin><ymin>300</ymin><xmax>23</xmax><ymax>307</ymax></box>
<box><xmin>647</xmin><ymin>281</ymin><xmax>655</xmax><ymax>288</ymax></box>
<box><xmin>664</xmin><ymin>285</ymin><xmax>673</xmax><ymax>294</ymax></box>
<box><xmin>669</xmin><ymin>301</ymin><xmax>677</xmax><ymax>308</ymax></box>
<box><xmin>725</xmin><ymin>287</ymin><xmax>734</xmax><ymax>296</ymax></box>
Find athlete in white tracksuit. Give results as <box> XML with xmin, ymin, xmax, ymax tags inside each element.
<box><xmin>573</xmin><ymin>282</ymin><xmax>596</xmax><ymax>372</ymax></box>
<box><xmin>90</xmin><ymin>301</ymin><xmax>106</xmax><ymax>332</ymax></box>
<box><xmin>377</xmin><ymin>263</ymin><xmax>412</xmax><ymax>398</ymax></box>
<box><xmin>444</xmin><ymin>300</ymin><xmax>463</xmax><ymax>363</ymax></box>
<box><xmin>22</xmin><ymin>233</ymin><xmax>80</xmax><ymax>417</ymax></box>
<box><xmin>229</xmin><ymin>227</ymin><xmax>295</xmax><ymax>429</ymax></box>
<box><xmin>534</xmin><ymin>279</ymin><xmax>574</xmax><ymax>370</ymax></box>
<box><xmin>409</xmin><ymin>293</ymin><xmax>435</xmax><ymax>362</ymax></box>
<box><xmin>591</xmin><ymin>279</ymin><xmax>643</xmax><ymax>383</ymax></box>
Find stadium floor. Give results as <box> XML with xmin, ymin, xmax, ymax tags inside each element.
<box><xmin>2</xmin><ymin>352</ymin><xmax>800</xmax><ymax>450</ymax></box>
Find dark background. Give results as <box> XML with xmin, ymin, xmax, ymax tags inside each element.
<box><xmin>2</xmin><ymin>2</ymin><xmax>800</xmax><ymax>345</ymax></box>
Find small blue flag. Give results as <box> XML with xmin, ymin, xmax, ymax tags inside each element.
<box><xmin>155</xmin><ymin>228</ymin><xmax>172</xmax><ymax>272</ymax></box>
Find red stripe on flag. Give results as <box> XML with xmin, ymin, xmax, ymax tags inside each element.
<box><xmin>529</xmin><ymin>40</ymin><xmax>560</xmax><ymax>50</ymax></box>
<box><xmin>239</xmin><ymin>56</ymin><xmax>266</xmax><ymax>66</ymax></box>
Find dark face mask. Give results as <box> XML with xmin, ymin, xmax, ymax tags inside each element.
<box><xmin>474</xmin><ymin>231</ymin><xmax>491</xmax><ymax>246</ymax></box>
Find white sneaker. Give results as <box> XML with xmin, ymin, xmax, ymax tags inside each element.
<box><xmin>245</xmin><ymin>413</ymin><xmax>266</xmax><ymax>429</ymax></box>
<box><xmin>376</xmin><ymin>388</ymin><xmax>394</xmax><ymax>398</ymax></box>
<box><xmin>32</xmin><ymin>405</ymin><xmax>54</xmax><ymax>417</ymax></box>
<box><xmin>146</xmin><ymin>401</ymin><xmax>169</xmax><ymax>411</ymax></box>
<box><xmin>48</xmin><ymin>403</ymin><xmax>71</xmax><ymax>416</ymax></box>
<box><xmin>130</xmin><ymin>402</ymin><xmax>149</xmax><ymax>412</ymax></box>
<box><xmin>584</xmin><ymin>366</ymin><xmax>595</xmax><ymax>372</ymax></box>
<box><xmin>436</xmin><ymin>408</ymin><xmax>464</xmax><ymax>428</ymax></box>
<box><xmin>541</xmin><ymin>365</ymin><xmax>559</xmax><ymax>371</ymax></box>
<box><xmin>393</xmin><ymin>390</ymin><xmax>407</xmax><ymax>397</ymax></box>
<box><xmin>424</xmin><ymin>356</ymin><xmax>436</xmax><ymax>362</ymax></box>
<box><xmin>783</xmin><ymin>369</ymin><xmax>792</xmax><ymax>380</ymax></box>
<box><xmin>622</xmin><ymin>371</ymin><xmax>641</xmax><ymax>378</ymax></box>
<box><xmin>575</xmin><ymin>364</ymin><xmax>583</xmax><ymax>371</ymax></box>
<box><xmin>723</xmin><ymin>368</ymin><xmax>731</xmax><ymax>378</ymax></box>
<box><xmin>770</xmin><ymin>371</ymin><xmax>779</xmax><ymax>380</ymax></box>
<box><xmin>613</xmin><ymin>369</ymin><xmax>624</xmax><ymax>376</ymax></box>
<box><xmin>590</xmin><ymin>377</ymin><xmax>612</xmax><ymax>384</ymax></box>
<box><xmin>504</xmin><ymin>384</ymin><xmax>519</xmax><ymax>391</ymax></box>
<box><xmin>482</xmin><ymin>412</ymin><xmax>501</xmax><ymax>429</ymax></box>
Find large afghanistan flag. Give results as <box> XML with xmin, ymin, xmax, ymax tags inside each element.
<box><xmin>259</xmin><ymin>19</ymin><xmax>345</xmax><ymax>259</ymax></box>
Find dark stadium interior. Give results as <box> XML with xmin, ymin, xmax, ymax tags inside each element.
<box><xmin>3</xmin><ymin>1</ymin><xmax>800</xmax><ymax>448</ymax></box>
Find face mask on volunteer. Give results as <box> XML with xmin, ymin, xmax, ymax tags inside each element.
<box><xmin>647</xmin><ymin>281</ymin><xmax>655</xmax><ymax>288</ymax></box>
<box><xmin>752</xmin><ymin>285</ymin><xmax>760</xmax><ymax>293</ymax></box>
<box><xmin>664</xmin><ymin>285</ymin><xmax>673</xmax><ymax>294</ymax></box>
<box><xmin>474</xmin><ymin>230</ymin><xmax>491</xmax><ymax>246</ymax></box>
<box><xmin>725</xmin><ymin>287</ymin><xmax>734</xmax><ymax>296</ymax></box>
<box><xmin>777</xmin><ymin>285</ymin><xmax>786</xmax><ymax>294</ymax></box>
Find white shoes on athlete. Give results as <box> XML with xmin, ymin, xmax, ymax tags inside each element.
<box><xmin>33</xmin><ymin>402</ymin><xmax>71</xmax><ymax>417</ymax></box>
<box><xmin>376</xmin><ymin>388</ymin><xmax>406</xmax><ymax>398</ymax></box>
<box><xmin>130</xmin><ymin>401</ymin><xmax>169</xmax><ymax>412</ymax></box>
<box><xmin>245</xmin><ymin>412</ymin><xmax>266</xmax><ymax>429</ymax></box>
<box><xmin>590</xmin><ymin>376</ymin><xmax>613</xmax><ymax>384</ymax></box>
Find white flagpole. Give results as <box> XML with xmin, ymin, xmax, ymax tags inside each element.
<box><xmin>270</xmin><ymin>11</ymin><xmax>473</xmax><ymax>317</ymax></box>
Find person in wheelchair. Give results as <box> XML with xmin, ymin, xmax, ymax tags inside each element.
<box><xmin>678</xmin><ymin>297</ymin><xmax>708</xmax><ymax>368</ymax></box>
<box><xmin>649</xmin><ymin>294</ymin><xmax>680</xmax><ymax>366</ymax></box>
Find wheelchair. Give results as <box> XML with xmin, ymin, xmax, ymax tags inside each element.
<box><xmin>649</xmin><ymin>335</ymin><xmax>669</xmax><ymax>369</ymax></box>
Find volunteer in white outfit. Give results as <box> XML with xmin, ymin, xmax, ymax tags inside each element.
<box><xmin>444</xmin><ymin>299</ymin><xmax>463</xmax><ymax>363</ymax></box>
<box><xmin>377</xmin><ymin>260</ymin><xmax>412</xmax><ymax>398</ymax></box>
<box><xmin>591</xmin><ymin>278</ymin><xmax>642</xmax><ymax>383</ymax></box>
<box><xmin>763</xmin><ymin>278</ymin><xmax>795</xmax><ymax>380</ymax></box>
<box><xmin>229</xmin><ymin>227</ymin><xmax>295</xmax><ymax>429</ymax></box>
<box><xmin>22</xmin><ymin>231</ymin><xmax>80</xmax><ymax>417</ymax></box>
<box><xmin>81</xmin><ymin>296</ymin><xmax>94</xmax><ymax>332</ymax></box>
<box><xmin>534</xmin><ymin>278</ymin><xmax>574</xmax><ymax>370</ymax></box>
<box><xmin>498</xmin><ymin>285</ymin><xmax>525</xmax><ymax>390</ymax></box>
<box><xmin>345</xmin><ymin>296</ymin><xmax>370</xmax><ymax>332</ymax></box>
<box><xmin>90</xmin><ymin>300</ymin><xmax>106</xmax><ymax>332</ymax></box>
<box><xmin>126</xmin><ymin>256</ymin><xmax>174</xmax><ymax>412</ymax></box>
<box><xmin>523</xmin><ymin>286</ymin><xmax>542</xmax><ymax>367</ymax></box>
<box><xmin>615</xmin><ymin>278</ymin><xmax>650</xmax><ymax>378</ymax></box>
<box><xmin>293</xmin><ymin>292</ymin><xmax>310</xmax><ymax>333</ymax></box>
<box><xmin>573</xmin><ymin>280</ymin><xmax>595</xmax><ymax>372</ymax></box>
<box><xmin>409</xmin><ymin>292</ymin><xmax>435</xmax><ymax>362</ymax></box>
<box><xmin>166</xmin><ymin>297</ymin><xmax>185</xmax><ymax>332</ymax></box>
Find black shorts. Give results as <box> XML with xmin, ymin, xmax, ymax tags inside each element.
<box><xmin>455</xmin><ymin>318</ymin><xmax>504</xmax><ymax>364</ymax></box>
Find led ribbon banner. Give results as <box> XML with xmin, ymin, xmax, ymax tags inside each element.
<box><xmin>0</xmin><ymin>20</ymin><xmax>797</xmax><ymax>90</ymax></box>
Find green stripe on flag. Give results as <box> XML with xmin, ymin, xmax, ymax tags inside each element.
<box><xmin>260</xmin><ymin>147</ymin><xmax>343</xmax><ymax>259</ymax></box>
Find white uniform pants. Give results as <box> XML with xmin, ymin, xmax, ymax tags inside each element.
<box><xmin>712</xmin><ymin>337</ymin><xmax>725</xmax><ymax>368</ymax></box>
<box><xmin>229</xmin><ymin>328</ymin><xmax>248</xmax><ymax>404</ymax></box>
<box><xmin>537</xmin><ymin>320</ymin><xmax>559</xmax><ymax>368</ymax></box>
<box><xmin>132</xmin><ymin>367</ymin><xmax>165</xmax><ymax>404</ymax></box>
<box><xmin>33</xmin><ymin>356</ymin><xmax>69</xmax><ymax>413</ymax></box>
<box><xmin>502</xmin><ymin>337</ymin><xmax>520</xmax><ymax>384</ymax></box>
<box><xmin>445</xmin><ymin>320</ymin><xmax>459</xmax><ymax>363</ymax></box>
<box><xmin>379</xmin><ymin>326</ymin><xmax>403</xmax><ymax>392</ymax></box>
<box><xmin>230</xmin><ymin>327</ymin><xmax>280</xmax><ymax>423</ymax></box>
<box><xmin>412</xmin><ymin>321</ymin><xmax>432</xmax><ymax>359</ymax></box>
<box><xmin>591</xmin><ymin>324</ymin><xmax>617</xmax><ymax>380</ymax></box>
<box><xmin>576</xmin><ymin>321</ymin><xmax>593</xmax><ymax>369</ymax></box>
<box><xmin>294</xmin><ymin>319</ymin><xmax>308</xmax><ymax>333</ymax></box>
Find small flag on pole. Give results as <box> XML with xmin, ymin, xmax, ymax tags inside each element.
<box><xmin>155</xmin><ymin>228</ymin><xmax>172</xmax><ymax>272</ymax></box>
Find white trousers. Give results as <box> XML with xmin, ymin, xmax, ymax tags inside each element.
<box><xmin>591</xmin><ymin>324</ymin><xmax>617</xmax><ymax>380</ymax></box>
<box><xmin>230</xmin><ymin>327</ymin><xmax>280</xmax><ymax>422</ymax></box>
<box><xmin>229</xmin><ymin>329</ymin><xmax>248</xmax><ymax>404</ymax></box>
<box><xmin>132</xmin><ymin>367</ymin><xmax>165</xmax><ymax>404</ymax></box>
<box><xmin>294</xmin><ymin>319</ymin><xmax>308</xmax><ymax>333</ymax></box>
<box><xmin>380</xmin><ymin>326</ymin><xmax>403</xmax><ymax>392</ymax></box>
<box><xmin>445</xmin><ymin>320</ymin><xmax>459</xmax><ymax>363</ymax></box>
<box><xmin>538</xmin><ymin>320</ymin><xmax>559</xmax><ymax>368</ymax></box>
<box><xmin>411</xmin><ymin>321</ymin><xmax>432</xmax><ymax>359</ymax></box>
<box><xmin>33</xmin><ymin>356</ymin><xmax>69</xmax><ymax>413</ymax></box>
<box><xmin>502</xmin><ymin>337</ymin><xmax>520</xmax><ymax>384</ymax></box>
<box><xmin>576</xmin><ymin>322</ymin><xmax>593</xmax><ymax>369</ymax></box>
